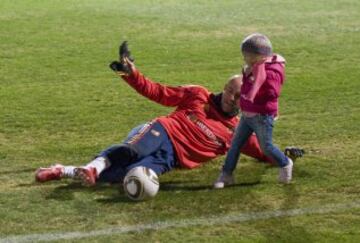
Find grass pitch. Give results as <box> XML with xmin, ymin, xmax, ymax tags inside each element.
<box><xmin>0</xmin><ymin>0</ymin><xmax>360</xmax><ymax>242</ymax></box>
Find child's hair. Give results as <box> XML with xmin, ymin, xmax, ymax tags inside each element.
<box><xmin>241</xmin><ymin>33</ymin><xmax>272</xmax><ymax>57</ymax></box>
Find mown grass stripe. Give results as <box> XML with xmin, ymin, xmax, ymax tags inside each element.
<box><xmin>2</xmin><ymin>201</ymin><xmax>360</xmax><ymax>243</ymax></box>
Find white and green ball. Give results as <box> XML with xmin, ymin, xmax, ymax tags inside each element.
<box><xmin>123</xmin><ymin>166</ymin><xmax>160</xmax><ymax>201</ymax></box>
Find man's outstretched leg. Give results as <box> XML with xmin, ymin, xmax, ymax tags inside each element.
<box><xmin>35</xmin><ymin>154</ymin><xmax>119</xmax><ymax>187</ymax></box>
<box><xmin>35</xmin><ymin>152</ymin><xmax>130</xmax><ymax>185</ymax></box>
<box><xmin>35</xmin><ymin>122</ymin><xmax>173</xmax><ymax>186</ymax></box>
<box><xmin>73</xmin><ymin>157</ymin><xmax>110</xmax><ymax>186</ymax></box>
<box><xmin>35</xmin><ymin>156</ymin><xmax>109</xmax><ymax>185</ymax></box>
<box><xmin>74</xmin><ymin>122</ymin><xmax>171</xmax><ymax>185</ymax></box>
<box><xmin>35</xmin><ymin>164</ymin><xmax>76</xmax><ymax>182</ymax></box>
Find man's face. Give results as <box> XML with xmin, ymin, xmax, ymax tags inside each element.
<box><xmin>221</xmin><ymin>77</ymin><xmax>242</xmax><ymax>113</ymax></box>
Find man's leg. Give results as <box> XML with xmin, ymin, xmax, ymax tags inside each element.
<box><xmin>125</xmin><ymin>142</ymin><xmax>177</xmax><ymax>178</ymax></box>
<box><xmin>79</xmin><ymin>121</ymin><xmax>174</xmax><ymax>185</ymax></box>
<box><xmin>98</xmin><ymin>124</ymin><xmax>177</xmax><ymax>183</ymax></box>
<box><xmin>35</xmin><ymin>122</ymin><xmax>168</xmax><ymax>184</ymax></box>
<box><xmin>35</xmin><ymin>164</ymin><xmax>69</xmax><ymax>182</ymax></box>
<box><xmin>100</xmin><ymin>122</ymin><xmax>168</xmax><ymax>166</ymax></box>
<box><xmin>74</xmin><ymin>123</ymin><xmax>152</xmax><ymax>184</ymax></box>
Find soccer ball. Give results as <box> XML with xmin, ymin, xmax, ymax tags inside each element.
<box><xmin>123</xmin><ymin>166</ymin><xmax>160</xmax><ymax>201</ymax></box>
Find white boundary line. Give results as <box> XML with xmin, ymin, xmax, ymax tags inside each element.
<box><xmin>2</xmin><ymin>201</ymin><xmax>360</xmax><ymax>243</ymax></box>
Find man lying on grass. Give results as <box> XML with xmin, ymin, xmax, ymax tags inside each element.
<box><xmin>35</xmin><ymin>42</ymin><xmax>303</xmax><ymax>186</ymax></box>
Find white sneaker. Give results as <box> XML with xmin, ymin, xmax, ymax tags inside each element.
<box><xmin>278</xmin><ymin>158</ymin><xmax>293</xmax><ymax>184</ymax></box>
<box><xmin>213</xmin><ymin>171</ymin><xmax>235</xmax><ymax>189</ymax></box>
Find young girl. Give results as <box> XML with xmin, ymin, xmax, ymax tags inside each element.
<box><xmin>214</xmin><ymin>33</ymin><xmax>293</xmax><ymax>188</ymax></box>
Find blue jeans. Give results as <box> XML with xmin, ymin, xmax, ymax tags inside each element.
<box><xmin>98</xmin><ymin>121</ymin><xmax>177</xmax><ymax>183</ymax></box>
<box><xmin>223</xmin><ymin>114</ymin><xmax>289</xmax><ymax>173</ymax></box>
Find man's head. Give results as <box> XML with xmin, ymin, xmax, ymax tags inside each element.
<box><xmin>221</xmin><ymin>74</ymin><xmax>242</xmax><ymax>114</ymax></box>
<box><xmin>241</xmin><ymin>33</ymin><xmax>272</xmax><ymax>66</ymax></box>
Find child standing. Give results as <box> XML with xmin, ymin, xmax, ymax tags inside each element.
<box><xmin>214</xmin><ymin>33</ymin><xmax>293</xmax><ymax>188</ymax></box>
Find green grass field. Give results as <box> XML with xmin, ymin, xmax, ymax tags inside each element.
<box><xmin>1</xmin><ymin>0</ymin><xmax>360</xmax><ymax>242</ymax></box>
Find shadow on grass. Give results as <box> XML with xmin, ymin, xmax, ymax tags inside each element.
<box><xmin>96</xmin><ymin>195</ymin><xmax>139</xmax><ymax>204</ymax></box>
<box><xmin>0</xmin><ymin>168</ymin><xmax>35</xmax><ymax>176</ymax></box>
<box><xmin>160</xmin><ymin>181</ymin><xmax>261</xmax><ymax>191</ymax></box>
<box><xmin>44</xmin><ymin>182</ymin><xmax>118</xmax><ymax>201</ymax></box>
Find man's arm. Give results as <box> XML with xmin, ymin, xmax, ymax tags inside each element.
<box><xmin>120</xmin><ymin>67</ymin><xmax>188</xmax><ymax>107</ymax></box>
<box><xmin>109</xmin><ymin>41</ymin><xmax>188</xmax><ymax>107</ymax></box>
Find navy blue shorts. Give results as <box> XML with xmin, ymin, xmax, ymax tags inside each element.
<box><xmin>97</xmin><ymin>121</ymin><xmax>177</xmax><ymax>183</ymax></box>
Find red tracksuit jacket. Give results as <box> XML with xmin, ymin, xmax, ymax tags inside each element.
<box><xmin>122</xmin><ymin>69</ymin><xmax>269</xmax><ymax>169</ymax></box>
